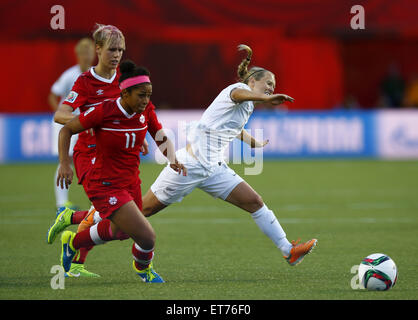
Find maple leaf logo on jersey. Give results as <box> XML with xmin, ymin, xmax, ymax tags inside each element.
<box><xmin>96</xmin><ymin>89</ymin><xmax>104</xmax><ymax>95</ymax></box>
<box><xmin>109</xmin><ymin>196</ymin><xmax>117</xmax><ymax>205</ymax></box>
<box><xmin>139</xmin><ymin>114</ymin><xmax>145</xmax><ymax>123</ymax></box>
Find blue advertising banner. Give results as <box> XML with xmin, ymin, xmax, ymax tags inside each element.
<box><xmin>245</xmin><ymin>110</ymin><xmax>377</xmax><ymax>158</ymax></box>
<box><xmin>0</xmin><ymin>113</ymin><xmax>56</xmax><ymax>163</ymax></box>
<box><xmin>1</xmin><ymin>110</ymin><xmax>417</xmax><ymax>164</ymax></box>
<box><xmin>375</xmin><ymin>110</ymin><xmax>418</xmax><ymax>159</ymax></box>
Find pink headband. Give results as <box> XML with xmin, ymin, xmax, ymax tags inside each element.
<box><xmin>119</xmin><ymin>75</ymin><xmax>150</xmax><ymax>90</ymax></box>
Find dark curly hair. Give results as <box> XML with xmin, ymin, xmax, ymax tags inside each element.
<box><xmin>119</xmin><ymin>60</ymin><xmax>151</xmax><ymax>93</ymax></box>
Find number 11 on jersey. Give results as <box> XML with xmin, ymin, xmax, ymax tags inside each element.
<box><xmin>125</xmin><ymin>132</ymin><xmax>136</xmax><ymax>148</ymax></box>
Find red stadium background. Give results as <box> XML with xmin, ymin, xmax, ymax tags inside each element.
<box><xmin>1</xmin><ymin>0</ymin><xmax>418</xmax><ymax>113</ymax></box>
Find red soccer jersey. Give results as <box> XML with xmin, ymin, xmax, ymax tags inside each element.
<box><xmin>78</xmin><ymin>97</ymin><xmax>163</xmax><ymax>189</ymax></box>
<box><xmin>63</xmin><ymin>67</ymin><xmax>121</xmax><ymax>155</ymax></box>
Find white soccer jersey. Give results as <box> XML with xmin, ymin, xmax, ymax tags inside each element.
<box><xmin>189</xmin><ymin>82</ymin><xmax>254</xmax><ymax>168</ymax></box>
<box><xmin>51</xmin><ymin>64</ymin><xmax>81</xmax><ymax>155</ymax></box>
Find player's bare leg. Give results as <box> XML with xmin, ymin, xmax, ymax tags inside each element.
<box><xmin>142</xmin><ymin>189</ymin><xmax>167</xmax><ymax>217</ymax></box>
<box><xmin>109</xmin><ymin>201</ymin><xmax>164</xmax><ymax>282</ymax></box>
<box><xmin>225</xmin><ymin>181</ymin><xmax>317</xmax><ymax>265</ymax></box>
<box><xmin>60</xmin><ymin>201</ymin><xmax>163</xmax><ymax>282</ymax></box>
<box><xmin>109</xmin><ymin>201</ymin><xmax>155</xmax><ymax>249</ymax></box>
<box><xmin>224</xmin><ymin>181</ymin><xmax>264</xmax><ymax>213</ymax></box>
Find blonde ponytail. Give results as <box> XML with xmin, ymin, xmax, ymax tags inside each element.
<box><xmin>237</xmin><ymin>44</ymin><xmax>253</xmax><ymax>82</ymax></box>
<box><xmin>237</xmin><ymin>44</ymin><xmax>267</xmax><ymax>84</ymax></box>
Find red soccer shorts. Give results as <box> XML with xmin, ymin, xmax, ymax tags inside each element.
<box><xmin>73</xmin><ymin>150</ymin><xmax>95</xmax><ymax>193</ymax></box>
<box><xmin>87</xmin><ymin>179</ymin><xmax>143</xmax><ymax>219</ymax></box>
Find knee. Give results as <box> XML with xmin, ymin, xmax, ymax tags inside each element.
<box><xmin>249</xmin><ymin>193</ymin><xmax>264</xmax><ymax>212</ymax></box>
<box><xmin>140</xmin><ymin>228</ymin><xmax>156</xmax><ymax>250</ymax></box>
<box><xmin>142</xmin><ymin>203</ymin><xmax>159</xmax><ymax>217</ymax></box>
<box><xmin>142</xmin><ymin>195</ymin><xmax>160</xmax><ymax>217</ymax></box>
<box><xmin>149</xmin><ymin>229</ymin><xmax>156</xmax><ymax>245</ymax></box>
<box><xmin>141</xmin><ymin>205</ymin><xmax>152</xmax><ymax>217</ymax></box>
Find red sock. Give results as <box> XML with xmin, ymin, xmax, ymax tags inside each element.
<box><xmin>72</xmin><ymin>219</ymin><xmax>113</xmax><ymax>249</ymax></box>
<box><xmin>72</xmin><ymin>246</ymin><xmax>93</xmax><ymax>264</ymax></box>
<box><xmin>132</xmin><ymin>243</ymin><xmax>154</xmax><ymax>270</ymax></box>
<box><xmin>71</xmin><ymin>210</ymin><xmax>89</xmax><ymax>224</ymax></box>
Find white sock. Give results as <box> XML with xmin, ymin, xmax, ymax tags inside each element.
<box><xmin>54</xmin><ymin>165</ymin><xmax>69</xmax><ymax>207</ymax></box>
<box><xmin>251</xmin><ymin>204</ymin><xmax>292</xmax><ymax>256</ymax></box>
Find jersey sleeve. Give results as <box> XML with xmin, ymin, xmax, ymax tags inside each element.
<box><xmin>78</xmin><ymin>104</ymin><xmax>104</xmax><ymax>130</ymax></box>
<box><xmin>229</xmin><ymin>82</ymin><xmax>252</xmax><ymax>103</ymax></box>
<box><xmin>146</xmin><ymin>102</ymin><xmax>163</xmax><ymax>139</ymax></box>
<box><xmin>62</xmin><ymin>75</ymin><xmax>88</xmax><ymax>111</ymax></box>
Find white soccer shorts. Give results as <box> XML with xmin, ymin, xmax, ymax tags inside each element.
<box><xmin>150</xmin><ymin>148</ymin><xmax>244</xmax><ymax>205</ymax></box>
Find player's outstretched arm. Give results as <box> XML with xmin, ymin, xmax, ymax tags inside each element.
<box><xmin>238</xmin><ymin>129</ymin><xmax>269</xmax><ymax>148</ymax></box>
<box><xmin>231</xmin><ymin>88</ymin><xmax>294</xmax><ymax>106</ymax></box>
<box><xmin>57</xmin><ymin>117</ymin><xmax>86</xmax><ymax>189</ymax></box>
<box><xmin>153</xmin><ymin>129</ymin><xmax>187</xmax><ymax>176</ymax></box>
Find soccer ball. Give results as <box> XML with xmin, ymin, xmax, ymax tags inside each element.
<box><xmin>358</xmin><ymin>253</ymin><xmax>397</xmax><ymax>291</ymax></box>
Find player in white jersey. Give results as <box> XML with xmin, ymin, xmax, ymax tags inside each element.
<box><xmin>142</xmin><ymin>45</ymin><xmax>318</xmax><ymax>267</ymax></box>
<box><xmin>48</xmin><ymin>38</ymin><xmax>95</xmax><ymax>209</ymax></box>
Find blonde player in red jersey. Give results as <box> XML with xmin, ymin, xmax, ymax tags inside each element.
<box><xmin>47</xmin><ymin>24</ymin><xmax>147</xmax><ymax>277</ymax></box>
<box><xmin>48</xmin><ymin>38</ymin><xmax>96</xmax><ymax>210</ymax></box>
<box><xmin>56</xmin><ymin>60</ymin><xmax>186</xmax><ymax>282</ymax></box>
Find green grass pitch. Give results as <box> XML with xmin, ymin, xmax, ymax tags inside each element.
<box><xmin>0</xmin><ymin>160</ymin><xmax>417</xmax><ymax>300</ymax></box>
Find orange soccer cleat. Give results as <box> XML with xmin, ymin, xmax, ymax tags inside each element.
<box><xmin>284</xmin><ymin>238</ymin><xmax>318</xmax><ymax>266</ymax></box>
<box><xmin>78</xmin><ymin>207</ymin><xmax>97</xmax><ymax>232</ymax></box>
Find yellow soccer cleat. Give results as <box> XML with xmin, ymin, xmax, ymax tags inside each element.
<box><xmin>47</xmin><ymin>207</ymin><xmax>73</xmax><ymax>244</ymax></box>
<box><xmin>60</xmin><ymin>231</ymin><xmax>78</xmax><ymax>272</ymax></box>
<box><xmin>132</xmin><ymin>261</ymin><xmax>165</xmax><ymax>283</ymax></box>
<box><xmin>65</xmin><ymin>263</ymin><xmax>101</xmax><ymax>278</ymax></box>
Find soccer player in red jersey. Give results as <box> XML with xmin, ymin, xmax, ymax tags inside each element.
<box><xmin>55</xmin><ymin>24</ymin><xmax>125</xmax><ymax>186</ymax></box>
<box><xmin>47</xmin><ymin>24</ymin><xmax>146</xmax><ymax>277</ymax></box>
<box><xmin>56</xmin><ymin>60</ymin><xmax>186</xmax><ymax>282</ymax></box>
